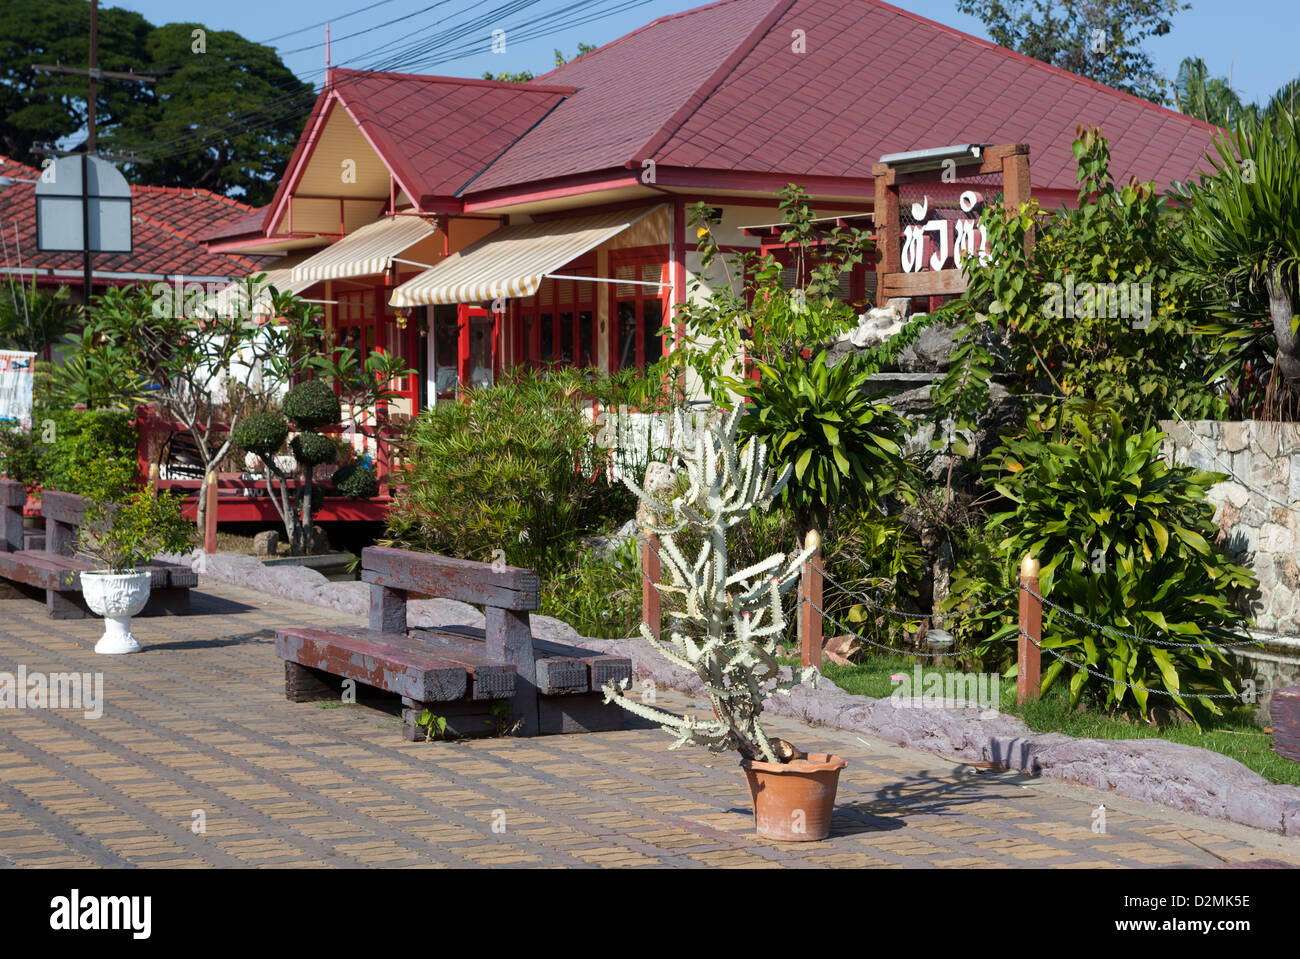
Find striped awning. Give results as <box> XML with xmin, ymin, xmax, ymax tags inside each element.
<box><xmin>388</xmin><ymin>207</ymin><xmax>657</xmax><ymax>308</ymax></box>
<box><xmin>199</xmin><ymin>268</ymin><xmax>312</xmax><ymax>320</ymax></box>
<box><xmin>290</xmin><ymin>216</ymin><xmax>438</xmax><ymax>284</ymax></box>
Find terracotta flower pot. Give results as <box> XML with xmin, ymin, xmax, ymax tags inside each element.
<box><xmin>741</xmin><ymin>753</ymin><xmax>847</xmax><ymax>842</ymax></box>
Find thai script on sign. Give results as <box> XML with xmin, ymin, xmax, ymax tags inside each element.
<box><xmin>901</xmin><ymin>190</ymin><xmax>989</xmax><ymax>273</ymax></box>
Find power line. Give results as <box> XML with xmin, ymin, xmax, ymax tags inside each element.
<box><xmin>257</xmin><ymin>0</ymin><xmax>405</xmax><ymax>44</ymax></box>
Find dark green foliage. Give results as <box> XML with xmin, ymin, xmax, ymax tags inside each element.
<box><xmin>733</xmin><ymin>350</ymin><xmax>914</xmax><ymax>534</ymax></box>
<box><xmin>955</xmin><ymin>412</ymin><xmax>1257</xmax><ymax>726</ymax></box>
<box><xmin>78</xmin><ymin>488</ymin><xmax>194</xmax><ymax>573</ymax></box>
<box><xmin>384</xmin><ymin>369</ymin><xmax>633</xmax><ymax>572</ymax></box>
<box><xmin>330</xmin><ymin>463</ymin><xmax>378</xmax><ymax>500</ymax></box>
<box><xmin>36</xmin><ymin>407</ymin><xmax>137</xmax><ymax>496</ymax></box>
<box><xmin>231</xmin><ymin>412</ymin><xmax>288</xmax><ymax>459</ymax></box>
<box><xmin>290</xmin><ymin>432</ymin><xmax>337</xmax><ymax>468</ymax></box>
<box><xmin>0</xmin><ymin>422</ymin><xmax>42</xmax><ymax>485</ymax></box>
<box><xmin>281</xmin><ymin>380</ymin><xmax>341</xmax><ymax>431</ymax></box>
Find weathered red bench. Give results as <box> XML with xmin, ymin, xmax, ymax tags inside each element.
<box><xmin>275</xmin><ymin>545</ymin><xmax>634</xmax><ymax>740</ymax></box>
<box><xmin>0</xmin><ymin>480</ymin><xmax>196</xmax><ymax>619</ymax></box>
<box><xmin>1271</xmin><ymin>685</ymin><xmax>1300</xmax><ymax>762</ymax></box>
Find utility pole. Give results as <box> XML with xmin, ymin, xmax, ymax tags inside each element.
<box><xmin>32</xmin><ymin>0</ymin><xmax>155</xmax><ymax>306</ymax></box>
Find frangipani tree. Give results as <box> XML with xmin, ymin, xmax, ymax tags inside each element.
<box><xmin>601</xmin><ymin>407</ymin><xmax>818</xmax><ymax>764</ymax></box>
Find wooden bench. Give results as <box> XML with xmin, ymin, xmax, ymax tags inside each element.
<box><xmin>1271</xmin><ymin>685</ymin><xmax>1300</xmax><ymax>762</ymax></box>
<box><xmin>275</xmin><ymin>545</ymin><xmax>634</xmax><ymax>740</ymax></box>
<box><xmin>0</xmin><ymin>480</ymin><xmax>197</xmax><ymax>619</ymax></box>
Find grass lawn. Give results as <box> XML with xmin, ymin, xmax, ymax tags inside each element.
<box><xmin>788</xmin><ymin>653</ymin><xmax>1300</xmax><ymax>787</ymax></box>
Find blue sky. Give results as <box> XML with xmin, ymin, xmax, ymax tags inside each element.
<box><xmin>110</xmin><ymin>0</ymin><xmax>1297</xmax><ymax>106</ymax></box>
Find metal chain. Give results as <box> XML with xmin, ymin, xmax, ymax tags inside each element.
<box><xmin>819</xmin><ymin>566</ymin><xmax>1017</xmax><ymax>621</ymax></box>
<box><xmin>1022</xmin><ymin>585</ymin><xmax>1262</xmax><ymax>650</ymax></box>
<box><xmin>1019</xmin><ymin>630</ymin><xmax>1264</xmax><ymax>701</ymax></box>
<box><xmin>805</xmin><ymin>598</ymin><xmax>973</xmax><ymax>659</ymax></box>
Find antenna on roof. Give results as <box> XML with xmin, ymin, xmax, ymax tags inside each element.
<box><xmin>326</xmin><ymin>23</ymin><xmax>331</xmax><ymax>79</ymax></box>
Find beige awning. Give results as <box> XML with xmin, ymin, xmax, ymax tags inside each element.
<box><xmin>199</xmin><ymin>268</ymin><xmax>313</xmax><ymax>320</ymax></box>
<box><xmin>388</xmin><ymin>207</ymin><xmax>658</xmax><ymax>308</ymax></box>
<box><xmin>290</xmin><ymin>215</ymin><xmax>438</xmax><ymax>284</ymax></box>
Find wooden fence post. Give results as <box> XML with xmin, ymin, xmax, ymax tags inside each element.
<box><xmin>203</xmin><ymin>472</ymin><xmax>218</xmax><ymax>555</ymax></box>
<box><xmin>642</xmin><ymin>530</ymin><xmax>661</xmax><ymax>639</ymax></box>
<box><xmin>148</xmin><ymin>462</ymin><xmax>159</xmax><ymax>495</ymax></box>
<box><xmin>799</xmin><ymin>530</ymin><xmax>823</xmax><ymax>668</ymax></box>
<box><xmin>1018</xmin><ymin>554</ymin><xmax>1042</xmax><ymax>705</ymax></box>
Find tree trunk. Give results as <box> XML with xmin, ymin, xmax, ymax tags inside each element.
<box><xmin>1268</xmin><ymin>268</ymin><xmax>1300</xmax><ymax>388</ymax></box>
<box><xmin>299</xmin><ymin>467</ymin><xmax>314</xmax><ymax>555</ymax></box>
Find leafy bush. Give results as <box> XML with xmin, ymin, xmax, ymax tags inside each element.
<box><xmin>384</xmin><ymin>369</ymin><xmax>633</xmax><ymax>571</ymax></box>
<box><xmin>733</xmin><ymin>349</ymin><xmax>914</xmax><ymax>535</ymax></box>
<box><xmin>36</xmin><ymin>407</ymin><xmax>138</xmax><ymax>496</ymax></box>
<box><xmin>968</xmin><ymin>412</ymin><xmax>1257</xmax><ymax>726</ymax></box>
<box><xmin>540</xmin><ymin>537</ymin><xmax>643</xmax><ymax>639</ymax></box>
<box><xmin>290</xmin><ymin>431</ymin><xmax>337</xmax><ymax>467</ymax></box>
<box><xmin>231</xmin><ymin>412</ymin><xmax>289</xmax><ymax>459</ymax></box>
<box><xmin>78</xmin><ymin>489</ymin><xmax>194</xmax><ymax>573</ymax></box>
<box><xmin>330</xmin><ymin>463</ymin><xmax>378</xmax><ymax>500</ymax></box>
<box><xmin>282</xmin><ymin>379</ymin><xmax>341</xmax><ymax>429</ymax></box>
<box><xmin>0</xmin><ymin>421</ymin><xmax>42</xmax><ymax>485</ymax></box>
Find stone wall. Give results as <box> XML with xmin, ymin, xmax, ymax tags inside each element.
<box><xmin>1160</xmin><ymin>420</ymin><xmax>1300</xmax><ymax>638</ymax></box>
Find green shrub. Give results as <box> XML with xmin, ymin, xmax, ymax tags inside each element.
<box><xmin>0</xmin><ymin>422</ymin><xmax>42</xmax><ymax>485</ymax></box>
<box><xmin>540</xmin><ymin>537</ymin><xmax>642</xmax><ymax>639</ymax></box>
<box><xmin>384</xmin><ymin>369</ymin><xmax>633</xmax><ymax>570</ymax></box>
<box><xmin>282</xmin><ymin>379</ymin><xmax>341</xmax><ymax>430</ymax></box>
<box><xmin>331</xmin><ymin>463</ymin><xmax>378</xmax><ymax>500</ymax></box>
<box><xmin>967</xmin><ymin>412</ymin><xmax>1257</xmax><ymax>726</ymax></box>
<box><xmin>290</xmin><ymin>431</ymin><xmax>337</xmax><ymax>467</ymax></box>
<box><xmin>36</xmin><ymin>407</ymin><xmax>137</xmax><ymax>496</ymax></box>
<box><xmin>231</xmin><ymin>412</ymin><xmax>289</xmax><ymax>459</ymax></box>
<box><xmin>78</xmin><ymin>489</ymin><xmax>194</xmax><ymax>573</ymax></box>
<box><xmin>732</xmin><ymin>350</ymin><xmax>914</xmax><ymax>535</ymax></box>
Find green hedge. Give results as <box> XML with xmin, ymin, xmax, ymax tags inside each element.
<box><xmin>0</xmin><ymin>407</ymin><xmax>139</xmax><ymax>496</ymax></box>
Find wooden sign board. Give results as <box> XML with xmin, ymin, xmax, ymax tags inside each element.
<box><xmin>872</xmin><ymin>143</ymin><xmax>1030</xmax><ymax>307</ymax></box>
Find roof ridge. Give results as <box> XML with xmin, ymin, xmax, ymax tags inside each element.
<box><xmin>131</xmin><ymin>209</ymin><xmax>261</xmax><ymax>270</ymax></box>
<box><xmin>854</xmin><ymin>0</ymin><xmax>1221</xmax><ymax>135</ymax></box>
<box><xmin>331</xmin><ymin>65</ymin><xmax>575</xmax><ymax>96</ymax></box>
<box><xmin>631</xmin><ymin>0</ymin><xmax>796</xmax><ymax>168</ymax></box>
<box><xmin>132</xmin><ymin>183</ymin><xmax>258</xmax><ymax>211</ymax></box>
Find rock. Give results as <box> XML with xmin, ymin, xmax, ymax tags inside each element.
<box><xmin>585</xmin><ymin>518</ymin><xmax>638</xmax><ymax>560</ymax></box>
<box><xmin>840</xmin><ymin>298</ymin><xmax>910</xmax><ymax>350</ymax></box>
<box><xmin>897</xmin><ymin>322</ymin><xmax>962</xmax><ymax>373</ymax></box>
<box><xmin>636</xmin><ymin>461</ymin><xmax>676</xmax><ymax>527</ymax></box>
<box><xmin>252</xmin><ymin>530</ymin><xmax>280</xmax><ymax>556</ymax></box>
<box><xmin>310</xmin><ymin>525</ymin><xmax>331</xmax><ymax>553</ymax></box>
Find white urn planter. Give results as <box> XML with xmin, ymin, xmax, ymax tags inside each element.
<box><xmin>81</xmin><ymin>571</ymin><xmax>152</xmax><ymax>655</ymax></box>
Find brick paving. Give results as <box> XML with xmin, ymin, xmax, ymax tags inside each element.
<box><xmin>1</xmin><ymin>581</ymin><xmax>1298</xmax><ymax>869</ymax></box>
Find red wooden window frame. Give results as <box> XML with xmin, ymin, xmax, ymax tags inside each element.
<box><xmin>608</xmin><ymin>246</ymin><xmax>670</xmax><ymax>373</ymax></box>
<box><xmin>517</xmin><ymin>257</ymin><xmax>599</xmax><ymax>369</ymax></box>
<box><xmin>333</xmin><ymin>284</ymin><xmax>419</xmax><ymax>410</ymax></box>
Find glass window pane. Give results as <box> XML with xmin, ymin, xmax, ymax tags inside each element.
<box><xmin>559</xmin><ymin>311</ymin><xmax>574</xmax><ymax>363</ymax></box>
<box><xmin>434</xmin><ymin>312</ymin><xmax>459</xmax><ymax>396</ymax></box>
<box><xmin>578</xmin><ymin>311</ymin><xmax>593</xmax><ymax>368</ymax></box>
<box><xmin>643</xmin><ymin>299</ymin><xmax>664</xmax><ymax>369</ymax></box>
<box><xmin>540</xmin><ymin>312</ymin><xmax>554</xmax><ymax>363</ymax></box>
<box><xmin>617</xmin><ymin>301</ymin><xmax>636</xmax><ymax>372</ymax></box>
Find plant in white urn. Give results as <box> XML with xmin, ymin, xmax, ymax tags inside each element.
<box><xmin>77</xmin><ymin>488</ymin><xmax>193</xmax><ymax>654</ymax></box>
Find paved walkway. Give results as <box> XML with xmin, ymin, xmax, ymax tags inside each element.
<box><xmin>1</xmin><ymin>581</ymin><xmax>1298</xmax><ymax>869</ymax></box>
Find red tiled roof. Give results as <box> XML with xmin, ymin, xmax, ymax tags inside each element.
<box><xmin>324</xmin><ymin>69</ymin><xmax>573</xmax><ymax>202</ymax></box>
<box><xmin>467</xmin><ymin>0</ymin><xmax>1221</xmax><ymax>196</ymax></box>
<box><xmin>0</xmin><ymin>157</ymin><xmax>274</xmax><ymax>283</ymax></box>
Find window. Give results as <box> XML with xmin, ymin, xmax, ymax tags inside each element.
<box><xmin>610</xmin><ymin>251</ymin><xmax>668</xmax><ymax>372</ymax></box>
<box><xmin>335</xmin><ymin>285</ymin><xmax>419</xmax><ymax>414</ymax></box>
<box><xmin>520</xmin><ymin>262</ymin><xmax>597</xmax><ymax>368</ymax></box>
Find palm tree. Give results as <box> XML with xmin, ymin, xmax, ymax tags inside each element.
<box><xmin>0</xmin><ymin>277</ymin><xmax>80</xmax><ymax>353</ymax></box>
<box><xmin>1173</xmin><ymin>57</ymin><xmax>1245</xmax><ymax>127</ymax></box>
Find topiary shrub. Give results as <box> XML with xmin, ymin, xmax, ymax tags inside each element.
<box><xmin>290</xmin><ymin>431</ymin><xmax>337</xmax><ymax>467</ymax></box>
<box><xmin>331</xmin><ymin>463</ymin><xmax>378</xmax><ymax>500</ymax></box>
<box><xmin>282</xmin><ymin>380</ymin><xmax>341</xmax><ymax>430</ymax></box>
<box><xmin>231</xmin><ymin>412</ymin><xmax>289</xmax><ymax>459</ymax></box>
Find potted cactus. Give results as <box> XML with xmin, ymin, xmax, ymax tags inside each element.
<box><xmin>77</xmin><ymin>488</ymin><xmax>193</xmax><ymax>654</ymax></box>
<box><xmin>601</xmin><ymin>408</ymin><xmax>847</xmax><ymax>841</ymax></box>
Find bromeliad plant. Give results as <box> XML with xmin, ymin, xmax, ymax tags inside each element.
<box><xmin>601</xmin><ymin>407</ymin><xmax>818</xmax><ymax>764</ymax></box>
